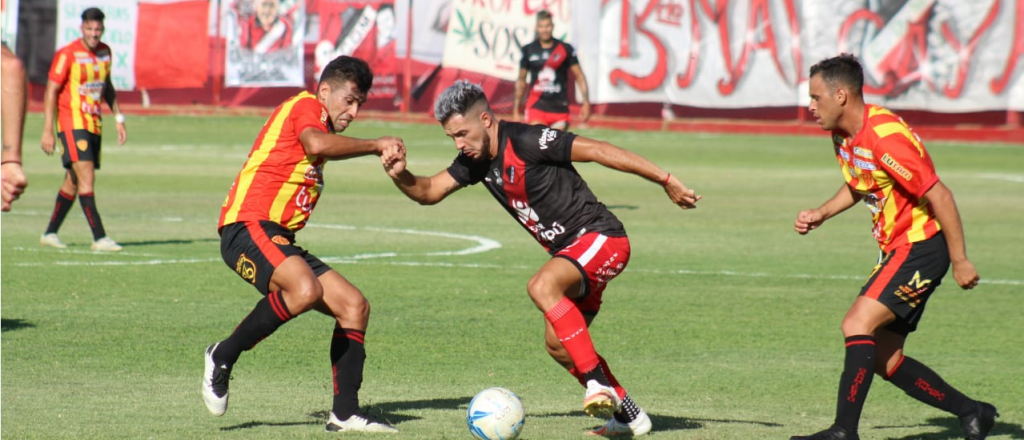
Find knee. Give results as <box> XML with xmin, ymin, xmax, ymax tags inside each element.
<box><xmin>286</xmin><ymin>279</ymin><xmax>323</xmax><ymax>310</ymax></box>
<box><xmin>840</xmin><ymin>316</ymin><xmax>874</xmax><ymax>338</ymax></box>
<box><xmin>527</xmin><ymin>273</ymin><xmax>559</xmax><ymax>309</ymax></box>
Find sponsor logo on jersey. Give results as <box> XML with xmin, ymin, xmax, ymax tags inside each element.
<box><xmin>505</xmin><ymin>166</ymin><xmax>515</xmax><ymax>185</ymax></box>
<box><xmin>881</xmin><ymin>153</ymin><xmax>913</xmax><ymax>181</ymax></box>
<box><xmin>492</xmin><ymin>167</ymin><xmax>504</xmax><ymax>186</ymax></box>
<box><xmin>538</xmin><ymin>127</ymin><xmax>558</xmax><ymax>150</ymax></box>
<box><xmin>320</xmin><ymin>109</ymin><xmax>328</xmax><ymax>126</ymax></box>
<box><xmin>853</xmin><ymin>147</ymin><xmax>874</xmax><ymax>159</ymax></box>
<box><xmin>853</xmin><ymin>158</ymin><xmax>876</xmax><ymax>170</ymax></box>
<box><xmin>271</xmin><ymin>235</ymin><xmax>291</xmax><ymax>246</ymax></box>
<box><xmin>838</xmin><ymin>148</ymin><xmax>851</xmax><ymax>162</ymax></box>
<box><xmin>235</xmin><ymin>253</ymin><xmax>257</xmax><ymax>283</ymax></box>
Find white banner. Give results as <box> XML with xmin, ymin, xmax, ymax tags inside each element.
<box><xmin>2</xmin><ymin>0</ymin><xmax>19</xmax><ymax>49</ymax></box>
<box><xmin>222</xmin><ymin>0</ymin><xmax>305</xmax><ymax>87</ymax></box>
<box><xmin>56</xmin><ymin>0</ymin><xmax>137</xmax><ymax>91</ymax></box>
<box><xmin>395</xmin><ymin>0</ymin><xmax>449</xmax><ymax>64</ymax></box>
<box><xmin>442</xmin><ymin>0</ymin><xmax>573</xmax><ymax>81</ymax></box>
<box><xmin>573</xmin><ymin>0</ymin><xmax>1023</xmax><ymax>112</ymax></box>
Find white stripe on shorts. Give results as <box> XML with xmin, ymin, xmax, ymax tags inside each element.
<box><xmin>576</xmin><ymin>234</ymin><xmax>608</xmax><ymax>267</ymax></box>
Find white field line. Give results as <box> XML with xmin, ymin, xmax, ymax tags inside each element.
<box><xmin>974</xmin><ymin>173</ymin><xmax>1024</xmax><ymax>183</ymax></box>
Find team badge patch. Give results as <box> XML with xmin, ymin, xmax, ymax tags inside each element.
<box><xmin>271</xmin><ymin>235</ymin><xmax>291</xmax><ymax>246</ymax></box>
<box><xmin>235</xmin><ymin>253</ymin><xmax>257</xmax><ymax>284</ymax></box>
<box><xmin>77</xmin><ymin>140</ymin><xmax>89</xmax><ymax>151</ymax></box>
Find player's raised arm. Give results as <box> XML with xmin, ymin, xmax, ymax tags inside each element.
<box><xmin>300</xmin><ymin>127</ymin><xmax>403</xmax><ymax>161</ymax></box>
<box><xmin>570</xmin><ymin>135</ymin><xmax>701</xmax><ymax>209</ymax></box>
<box><xmin>382</xmin><ymin>148</ymin><xmax>462</xmax><ymax>205</ymax></box>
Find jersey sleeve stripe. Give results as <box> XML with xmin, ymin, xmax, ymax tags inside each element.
<box><xmin>873</xmin><ymin>121</ymin><xmax>925</xmax><ymax>157</ymax></box>
<box><xmin>221</xmin><ymin>97</ymin><xmax>300</xmax><ymax>224</ymax></box>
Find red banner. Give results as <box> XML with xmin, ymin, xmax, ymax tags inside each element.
<box><xmin>135</xmin><ymin>0</ymin><xmax>209</xmax><ymax>89</ymax></box>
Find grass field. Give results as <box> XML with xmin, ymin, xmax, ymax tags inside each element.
<box><xmin>1</xmin><ymin>113</ymin><xmax>1021</xmax><ymax>440</ymax></box>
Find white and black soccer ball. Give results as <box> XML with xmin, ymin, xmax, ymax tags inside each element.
<box><xmin>467</xmin><ymin>387</ymin><xmax>525</xmax><ymax>440</ymax></box>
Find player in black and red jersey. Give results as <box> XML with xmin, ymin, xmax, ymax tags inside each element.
<box><xmin>513</xmin><ymin>9</ymin><xmax>590</xmax><ymax>129</ymax></box>
<box><xmin>381</xmin><ymin>80</ymin><xmax>701</xmax><ymax>437</ymax></box>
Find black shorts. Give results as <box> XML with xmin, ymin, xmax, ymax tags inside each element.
<box><xmin>59</xmin><ymin>129</ymin><xmax>102</xmax><ymax>169</ymax></box>
<box><xmin>220</xmin><ymin>221</ymin><xmax>329</xmax><ymax>295</ymax></box>
<box><xmin>860</xmin><ymin>232</ymin><xmax>950</xmax><ymax>336</ymax></box>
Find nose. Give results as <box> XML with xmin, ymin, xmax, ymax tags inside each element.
<box><xmin>347</xmin><ymin>102</ymin><xmax>360</xmax><ymax>119</ymax></box>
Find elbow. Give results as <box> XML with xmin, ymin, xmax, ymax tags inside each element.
<box><xmin>417</xmin><ymin>196</ymin><xmax>441</xmax><ymax>206</ymax></box>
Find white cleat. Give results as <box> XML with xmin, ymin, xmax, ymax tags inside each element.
<box><xmin>202</xmin><ymin>343</ymin><xmax>231</xmax><ymax>416</ymax></box>
<box><xmin>325</xmin><ymin>412</ymin><xmax>399</xmax><ymax>433</ymax></box>
<box><xmin>91</xmin><ymin>236</ymin><xmax>123</xmax><ymax>252</ymax></box>
<box><xmin>583</xmin><ymin>380</ymin><xmax>622</xmax><ymax>419</ymax></box>
<box><xmin>587</xmin><ymin>409</ymin><xmax>652</xmax><ymax>437</ymax></box>
<box><xmin>40</xmin><ymin>233</ymin><xmax>68</xmax><ymax>249</ymax></box>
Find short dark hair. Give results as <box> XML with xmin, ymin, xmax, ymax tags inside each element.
<box><xmin>537</xmin><ymin>10</ymin><xmax>552</xmax><ymax>22</ymax></box>
<box><xmin>82</xmin><ymin>7</ymin><xmax>105</xmax><ymax>22</ymax></box>
<box><xmin>434</xmin><ymin>80</ymin><xmax>490</xmax><ymax>124</ymax></box>
<box><xmin>318</xmin><ymin>55</ymin><xmax>373</xmax><ymax>95</ymax></box>
<box><xmin>809</xmin><ymin>53</ymin><xmax>863</xmax><ymax>97</ymax></box>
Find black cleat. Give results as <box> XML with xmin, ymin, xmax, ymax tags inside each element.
<box><xmin>790</xmin><ymin>425</ymin><xmax>860</xmax><ymax>440</ymax></box>
<box><xmin>961</xmin><ymin>401</ymin><xmax>998</xmax><ymax>440</ymax></box>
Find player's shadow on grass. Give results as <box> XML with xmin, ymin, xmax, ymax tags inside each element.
<box><xmin>875</xmin><ymin>416</ymin><xmax>1024</xmax><ymax>440</ymax></box>
<box><xmin>219</xmin><ymin>397</ymin><xmax>470</xmax><ymax>431</ymax></box>
<box><xmin>606</xmin><ymin>205</ymin><xmax>639</xmax><ymax>211</ymax></box>
<box><xmin>1</xmin><ymin>318</ymin><xmax>36</xmax><ymax>332</ymax></box>
<box><xmin>119</xmin><ymin>238</ymin><xmax>218</xmax><ymax>248</ymax></box>
<box><xmin>534</xmin><ymin>411</ymin><xmax>781</xmax><ymax>434</ymax></box>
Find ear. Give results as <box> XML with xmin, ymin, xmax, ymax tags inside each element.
<box><xmin>480</xmin><ymin>110</ymin><xmax>493</xmax><ymax>129</ymax></box>
<box><xmin>318</xmin><ymin>82</ymin><xmax>332</xmax><ymax>101</ymax></box>
<box><xmin>835</xmin><ymin>87</ymin><xmax>848</xmax><ymax>106</ymax></box>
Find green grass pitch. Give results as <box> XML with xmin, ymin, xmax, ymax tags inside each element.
<box><xmin>1</xmin><ymin>113</ymin><xmax>1021</xmax><ymax>439</ymax></box>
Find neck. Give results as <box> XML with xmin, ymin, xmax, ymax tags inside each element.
<box><xmin>487</xmin><ymin>119</ymin><xmax>501</xmax><ymax>158</ymax></box>
<box><xmin>839</xmin><ymin>101</ymin><xmax>866</xmax><ymax>138</ymax></box>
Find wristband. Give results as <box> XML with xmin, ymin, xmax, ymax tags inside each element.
<box><xmin>1</xmin><ymin>160</ymin><xmax>21</xmax><ymax>165</ymax></box>
<box><xmin>661</xmin><ymin>173</ymin><xmax>672</xmax><ymax>186</ymax></box>
<box><xmin>115</xmin><ymin>113</ymin><xmax>126</xmax><ymax>124</ymax></box>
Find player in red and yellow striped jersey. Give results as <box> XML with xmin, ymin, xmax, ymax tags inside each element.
<box><xmin>791</xmin><ymin>54</ymin><xmax>995</xmax><ymax>440</ymax></box>
<box><xmin>203</xmin><ymin>55</ymin><xmax>406</xmax><ymax>434</ymax></box>
<box><xmin>39</xmin><ymin>7</ymin><xmax>127</xmax><ymax>251</ymax></box>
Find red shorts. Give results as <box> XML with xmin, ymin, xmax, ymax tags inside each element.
<box><xmin>554</xmin><ymin>232</ymin><xmax>631</xmax><ymax>314</ymax></box>
<box><xmin>525</xmin><ymin>107</ymin><xmax>570</xmax><ymax>127</ymax></box>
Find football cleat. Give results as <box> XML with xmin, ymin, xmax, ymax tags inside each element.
<box><xmin>202</xmin><ymin>343</ymin><xmax>231</xmax><ymax>416</ymax></box>
<box><xmin>325</xmin><ymin>412</ymin><xmax>399</xmax><ymax>433</ymax></box>
<box><xmin>91</xmin><ymin>236</ymin><xmax>123</xmax><ymax>251</ymax></box>
<box><xmin>961</xmin><ymin>401</ymin><xmax>998</xmax><ymax>440</ymax></box>
<box><xmin>587</xmin><ymin>409</ymin><xmax>652</xmax><ymax>437</ymax></box>
<box><xmin>790</xmin><ymin>425</ymin><xmax>859</xmax><ymax>440</ymax></box>
<box><xmin>583</xmin><ymin>380</ymin><xmax>622</xmax><ymax>419</ymax></box>
<box><xmin>40</xmin><ymin>233</ymin><xmax>68</xmax><ymax>249</ymax></box>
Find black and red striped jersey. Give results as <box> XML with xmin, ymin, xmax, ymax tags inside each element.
<box><xmin>447</xmin><ymin>121</ymin><xmax>626</xmax><ymax>254</ymax></box>
<box><xmin>519</xmin><ymin>39</ymin><xmax>578</xmax><ymax>114</ymax></box>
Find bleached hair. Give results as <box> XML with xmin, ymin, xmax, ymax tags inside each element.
<box><xmin>434</xmin><ymin>80</ymin><xmax>490</xmax><ymax>124</ymax></box>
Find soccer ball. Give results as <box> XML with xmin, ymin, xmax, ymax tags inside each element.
<box><xmin>467</xmin><ymin>387</ymin><xmax>525</xmax><ymax>440</ymax></box>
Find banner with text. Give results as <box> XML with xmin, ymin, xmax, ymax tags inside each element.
<box><xmin>56</xmin><ymin>0</ymin><xmax>137</xmax><ymax>91</ymax></box>
<box><xmin>442</xmin><ymin>0</ymin><xmax>573</xmax><ymax>81</ymax></box>
<box><xmin>223</xmin><ymin>0</ymin><xmax>305</xmax><ymax>87</ymax></box>
<box><xmin>311</xmin><ymin>0</ymin><xmax>397</xmax><ymax>99</ymax></box>
<box><xmin>574</xmin><ymin>0</ymin><xmax>1023</xmax><ymax>112</ymax></box>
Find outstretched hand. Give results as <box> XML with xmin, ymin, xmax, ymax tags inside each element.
<box><xmin>380</xmin><ymin>141</ymin><xmax>407</xmax><ymax>179</ymax></box>
<box><xmin>663</xmin><ymin>175</ymin><xmax>701</xmax><ymax>209</ymax></box>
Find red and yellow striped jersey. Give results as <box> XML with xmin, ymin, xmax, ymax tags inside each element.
<box><xmin>49</xmin><ymin>39</ymin><xmax>112</xmax><ymax>135</ymax></box>
<box><xmin>832</xmin><ymin>104</ymin><xmax>941</xmax><ymax>253</ymax></box>
<box><xmin>219</xmin><ymin>92</ymin><xmax>331</xmax><ymax>232</ymax></box>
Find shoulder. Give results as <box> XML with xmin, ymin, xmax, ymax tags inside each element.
<box><xmin>95</xmin><ymin>43</ymin><xmax>112</xmax><ymax>58</ymax></box>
